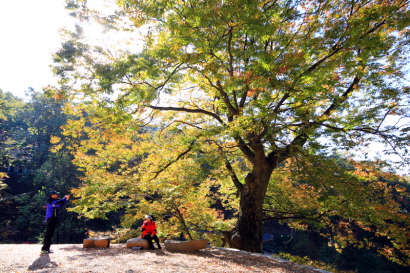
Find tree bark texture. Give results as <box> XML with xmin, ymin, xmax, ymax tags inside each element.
<box><xmin>224</xmin><ymin>163</ymin><xmax>273</xmax><ymax>253</ymax></box>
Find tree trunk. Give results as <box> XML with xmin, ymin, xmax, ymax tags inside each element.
<box><xmin>224</xmin><ymin>168</ymin><xmax>272</xmax><ymax>253</ymax></box>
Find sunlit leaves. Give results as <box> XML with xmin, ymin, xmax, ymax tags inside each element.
<box><xmin>57</xmin><ymin>0</ymin><xmax>410</xmax><ymax>255</ymax></box>
<box><xmin>59</xmin><ymin>103</ymin><xmax>236</xmax><ymax>241</ymax></box>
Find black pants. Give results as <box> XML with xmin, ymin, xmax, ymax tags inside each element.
<box><xmin>42</xmin><ymin>218</ymin><xmax>58</xmax><ymax>251</ymax></box>
<box><xmin>143</xmin><ymin>234</ymin><xmax>161</xmax><ymax>249</ymax></box>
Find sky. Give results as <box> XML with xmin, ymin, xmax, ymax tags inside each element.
<box><xmin>0</xmin><ymin>0</ymin><xmax>75</xmax><ymax>99</ymax></box>
<box><xmin>0</xmin><ymin>0</ymin><xmax>407</xmax><ymax>173</ymax></box>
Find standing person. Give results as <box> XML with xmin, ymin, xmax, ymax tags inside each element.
<box><xmin>141</xmin><ymin>215</ymin><xmax>161</xmax><ymax>249</ymax></box>
<box><xmin>41</xmin><ymin>190</ymin><xmax>70</xmax><ymax>254</ymax></box>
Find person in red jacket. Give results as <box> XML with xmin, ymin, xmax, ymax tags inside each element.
<box><xmin>141</xmin><ymin>215</ymin><xmax>161</xmax><ymax>249</ymax></box>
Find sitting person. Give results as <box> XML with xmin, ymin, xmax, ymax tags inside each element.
<box><xmin>141</xmin><ymin>215</ymin><xmax>161</xmax><ymax>249</ymax></box>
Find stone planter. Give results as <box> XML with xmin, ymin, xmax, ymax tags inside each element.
<box><xmin>164</xmin><ymin>239</ymin><xmax>208</xmax><ymax>252</ymax></box>
<box><xmin>83</xmin><ymin>238</ymin><xmax>111</xmax><ymax>248</ymax></box>
<box><xmin>126</xmin><ymin>238</ymin><xmax>150</xmax><ymax>249</ymax></box>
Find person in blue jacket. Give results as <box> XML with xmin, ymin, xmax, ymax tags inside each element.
<box><xmin>41</xmin><ymin>190</ymin><xmax>70</xmax><ymax>254</ymax></box>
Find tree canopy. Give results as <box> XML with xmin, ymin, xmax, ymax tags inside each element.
<box><xmin>54</xmin><ymin>0</ymin><xmax>410</xmax><ymax>257</ymax></box>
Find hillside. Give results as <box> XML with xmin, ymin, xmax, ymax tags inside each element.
<box><xmin>0</xmin><ymin>244</ymin><xmax>329</xmax><ymax>273</ymax></box>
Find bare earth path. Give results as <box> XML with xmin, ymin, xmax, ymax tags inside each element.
<box><xmin>0</xmin><ymin>244</ymin><xmax>331</xmax><ymax>273</ymax></box>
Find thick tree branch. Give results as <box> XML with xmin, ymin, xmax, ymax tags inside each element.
<box><xmin>362</xmin><ymin>20</ymin><xmax>387</xmax><ymax>38</ymax></box>
<box><xmin>295</xmin><ymin>16</ymin><xmax>386</xmax><ymax>84</ymax></box>
<box><xmin>168</xmin><ymin>200</ymin><xmax>194</xmax><ymax>240</ymax></box>
<box><xmin>272</xmin><ymin>93</ymin><xmax>290</xmax><ymax>114</ymax></box>
<box><xmin>318</xmin><ymin>124</ymin><xmax>390</xmax><ymax>135</ymax></box>
<box><xmin>0</xmin><ymin>192</ymin><xmax>31</xmax><ymax>202</ymax></box>
<box><xmin>162</xmin><ymin>120</ymin><xmax>204</xmax><ymax>131</ymax></box>
<box><xmin>234</xmin><ymin>135</ymin><xmax>255</xmax><ymax>163</ymax></box>
<box><xmin>216</xmin><ymin>80</ymin><xmax>239</xmax><ymax>117</ymax></box>
<box><xmin>147</xmin><ymin>105</ymin><xmax>224</xmax><ymax>124</ymax></box>
<box><xmin>119</xmin><ymin>62</ymin><xmax>185</xmax><ymax>101</ymax></box>
<box><xmin>227</xmin><ymin>27</ymin><xmax>234</xmax><ymax>77</ymax></box>
<box><xmin>262</xmin><ymin>208</ymin><xmax>329</xmax><ymax>222</ymax></box>
<box><xmin>206</xmin><ymin>139</ymin><xmax>245</xmax><ymax>193</ymax></box>
<box><xmin>286</xmin><ymin>133</ymin><xmax>309</xmax><ymax>157</ymax></box>
<box><xmin>321</xmin><ymin>76</ymin><xmax>361</xmax><ymax>118</ymax></box>
<box><xmin>239</xmin><ymin>85</ymin><xmax>249</xmax><ymax>108</ymax></box>
<box><xmin>274</xmin><ymin>75</ymin><xmax>361</xmax><ymax>164</ymax></box>
<box><xmin>151</xmin><ymin>140</ymin><xmax>196</xmax><ymax>179</ymax></box>
<box><xmin>268</xmin><ymin>16</ymin><xmax>385</xmax><ymax>161</ymax></box>
<box><xmin>224</xmin><ymin>157</ymin><xmax>245</xmax><ymax>194</ymax></box>
<box><xmin>299</xmin><ymin>47</ymin><xmax>343</xmax><ymax>80</ymax></box>
<box><xmin>199</xmin><ymin>72</ymin><xmax>238</xmax><ymax>120</ymax></box>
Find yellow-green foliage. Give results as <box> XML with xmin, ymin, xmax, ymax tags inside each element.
<box><xmin>267</xmin><ymin>155</ymin><xmax>410</xmax><ymax>265</ymax></box>
<box><xmin>58</xmin><ymin>104</ymin><xmax>237</xmax><ymax>243</ymax></box>
<box><xmin>55</xmin><ymin>0</ymin><xmax>410</xmax><ymax>261</ymax></box>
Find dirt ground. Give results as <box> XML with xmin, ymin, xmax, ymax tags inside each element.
<box><xmin>0</xmin><ymin>244</ymin><xmax>331</xmax><ymax>273</ymax></box>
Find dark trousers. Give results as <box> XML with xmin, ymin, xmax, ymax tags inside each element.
<box><xmin>143</xmin><ymin>234</ymin><xmax>161</xmax><ymax>249</ymax></box>
<box><xmin>42</xmin><ymin>218</ymin><xmax>58</xmax><ymax>251</ymax></box>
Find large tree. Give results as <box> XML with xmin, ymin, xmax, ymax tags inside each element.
<box><xmin>56</xmin><ymin>0</ymin><xmax>410</xmax><ymax>252</ymax></box>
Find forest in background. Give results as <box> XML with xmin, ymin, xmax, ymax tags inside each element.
<box><xmin>0</xmin><ymin>89</ymin><xmax>409</xmax><ymax>273</ymax></box>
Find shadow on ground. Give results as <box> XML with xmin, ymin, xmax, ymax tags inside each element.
<box><xmin>28</xmin><ymin>253</ymin><xmax>58</xmax><ymax>271</ymax></box>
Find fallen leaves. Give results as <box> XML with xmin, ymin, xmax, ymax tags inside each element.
<box><xmin>0</xmin><ymin>244</ymin><xmax>324</xmax><ymax>273</ymax></box>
